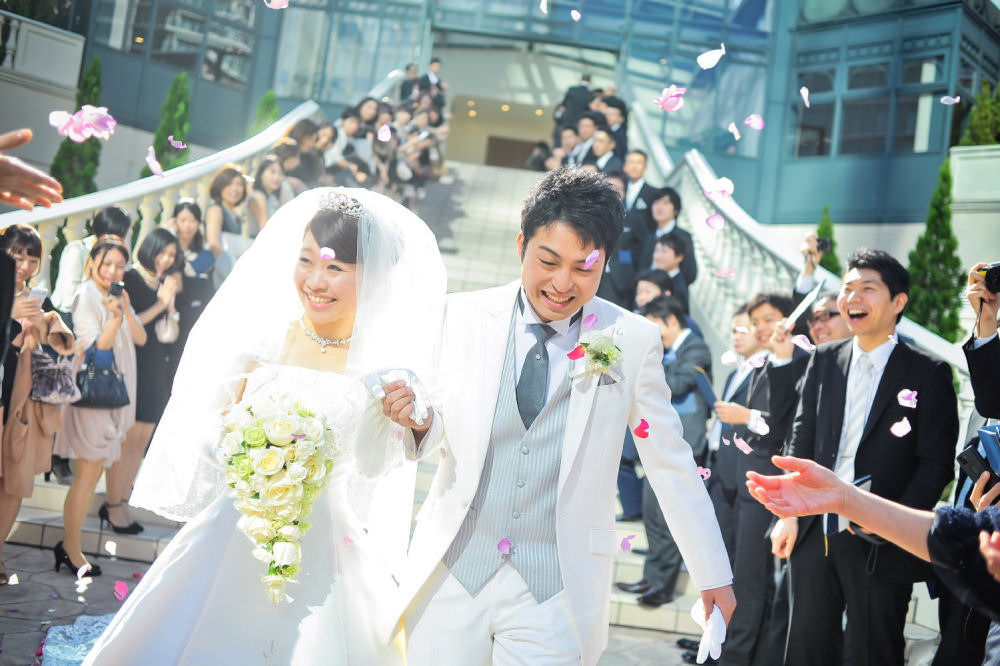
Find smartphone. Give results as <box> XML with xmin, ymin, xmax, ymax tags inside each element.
<box><xmin>27</xmin><ymin>286</ymin><xmax>49</xmax><ymax>302</ymax></box>
<box><xmin>957</xmin><ymin>444</ymin><xmax>1000</xmax><ymax>493</ymax></box>
<box><xmin>815</xmin><ymin>237</ymin><xmax>833</xmax><ymax>253</ymax></box>
<box><xmin>108</xmin><ymin>281</ymin><xmax>124</xmax><ymax>297</ymax></box>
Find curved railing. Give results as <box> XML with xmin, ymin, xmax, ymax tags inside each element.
<box><xmin>628</xmin><ymin>99</ymin><xmax>973</xmax><ymax>406</ymax></box>
<box><xmin>0</xmin><ymin>101</ymin><xmax>322</xmax><ymax>287</ymax></box>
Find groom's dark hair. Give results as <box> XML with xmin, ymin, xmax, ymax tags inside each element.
<box><xmin>520</xmin><ymin>167</ymin><xmax>624</xmax><ymax>259</ymax></box>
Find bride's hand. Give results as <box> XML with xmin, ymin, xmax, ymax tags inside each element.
<box><xmin>381</xmin><ymin>380</ymin><xmax>432</xmax><ymax>434</ymax></box>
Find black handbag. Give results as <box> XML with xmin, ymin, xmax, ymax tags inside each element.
<box><xmin>74</xmin><ymin>345</ymin><xmax>129</xmax><ymax>409</ymax></box>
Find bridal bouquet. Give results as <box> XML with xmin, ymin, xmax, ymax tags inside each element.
<box><xmin>217</xmin><ymin>395</ymin><xmax>339</xmax><ymax>603</ymax></box>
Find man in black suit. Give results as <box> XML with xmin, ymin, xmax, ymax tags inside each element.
<box><xmin>569</xmin><ymin>111</ymin><xmax>604</xmax><ymax>166</ymax></box>
<box><xmin>597</xmin><ymin>172</ymin><xmax>644</xmax><ymax>309</ymax></box>
<box><xmin>623</xmin><ymin>150</ymin><xmax>656</xmax><ymax>235</ymax></box>
<box><xmin>603</xmin><ymin>96</ymin><xmax>629</xmax><ymax>159</ymax></box>
<box><xmin>400</xmin><ymin>63</ymin><xmax>420</xmax><ymax>103</ymax></box>
<box><xmin>418</xmin><ymin>57</ymin><xmax>447</xmax><ymax>109</ymax></box>
<box><xmin>555</xmin><ymin>74</ymin><xmax>593</xmax><ymax>137</ymax></box>
<box><xmin>965</xmin><ymin>261</ymin><xmax>1000</xmax><ymax>419</ymax></box>
<box><xmin>773</xmin><ymin>249</ymin><xmax>958</xmax><ymax>666</ymax></box>
<box><xmin>615</xmin><ymin>296</ymin><xmax>713</xmax><ymax>607</ymax></box>
<box><xmin>588</xmin><ymin>129</ymin><xmax>623</xmax><ymax>174</ymax></box>
<box><xmin>639</xmin><ymin>187</ymin><xmax>697</xmax><ymax>287</ymax></box>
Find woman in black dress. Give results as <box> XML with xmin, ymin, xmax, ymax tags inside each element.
<box><xmin>107</xmin><ymin>229</ymin><xmax>184</xmax><ymax>533</ymax></box>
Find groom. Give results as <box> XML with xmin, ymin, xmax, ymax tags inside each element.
<box><xmin>383</xmin><ymin>168</ymin><xmax>735</xmax><ymax>665</ymax></box>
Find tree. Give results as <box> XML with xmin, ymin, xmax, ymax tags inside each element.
<box><xmin>249</xmin><ymin>89</ymin><xmax>280</xmax><ymax>136</ymax></box>
<box><xmin>815</xmin><ymin>204</ymin><xmax>842</xmax><ymax>275</ymax></box>
<box><xmin>141</xmin><ymin>71</ymin><xmax>191</xmax><ymax>178</ymax></box>
<box><xmin>959</xmin><ymin>80</ymin><xmax>998</xmax><ymax>146</ymax></box>
<box><xmin>906</xmin><ymin>160</ymin><xmax>965</xmax><ymax>342</ymax></box>
<box><xmin>50</xmin><ymin>57</ymin><xmax>102</xmax><ymax>198</ymax></box>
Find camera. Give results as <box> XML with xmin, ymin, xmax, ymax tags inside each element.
<box><xmin>980</xmin><ymin>262</ymin><xmax>1000</xmax><ymax>293</ymax></box>
<box><xmin>815</xmin><ymin>237</ymin><xmax>833</xmax><ymax>253</ymax></box>
<box><xmin>108</xmin><ymin>281</ymin><xmax>124</xmax><ymax>297</ymax></box>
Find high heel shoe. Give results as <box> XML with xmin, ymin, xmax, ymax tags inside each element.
<box><xmin>53</xmin><ymin>541</ymin><xmax>101</xmax><ymax>577</ymax></box>
<box><xmin>98</xmin><ymin>502</ymin><xmax>144</xmax><ymax>534</ymax></box>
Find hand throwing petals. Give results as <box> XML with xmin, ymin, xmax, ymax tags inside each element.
<box><xmin>897</xmin><ymin>389</ymin><xmax>918</xmax><ymax>409</ymax></box>
<box><xmin>940</xmin><ymin>96</ymin><xmax>960</xmax><ymax>105</ymax></box>
<box><xmin>497</xmin><ymin>537</ymin><xmax>512</xmax><ymax>555</ymax></box>
<box><xmin>145</xmin><ymin>146</ymin><xmax>165</xmax><ymax>177</ymax></box>
<box><xmin>583</xmin><ymin>313</ymin><xmax>598</xmax><ymax>330</ymax></box>
<box><xmin>705</xmin><ymin>214</ymin><xmax>725</xmax><ymax>230</ymax></box>
<box><xmin>791</xmin><ymin>335</ymin><xmax>816</xmax><ymax>352</ymax></box>
<box><xmin>800</xmin><ymin>86</ymin><xmax>811</xmax><ymax>108</ymax></box>
<box><xmin>113</xmin><ymin>581</ymin><xmax>129</xmax><ymax>601</ymax></box>
<box><xmin>583</xmin><ymin>249</ymin><xmax>600</xmax><ymax>269</ymax></box>
<box><xmin>890</xmin><ymin>416</ymin><xmax>912</xmax><ymax>437</ymax></box>
<box><xmin>567</xmin><ymin>345</ymin><xmax>585</xmax><ymax>360</ymax></box>
<box><xmin>167</xmin><ymin>135</ymin><xmax>188</xmax><ymax>149</ymax></box>
<box><xmin>696</xmin><ymin>43</ymin><xmax>726</xmax><ymax>70</ymax></box>
<box><xmin>733</xmin><ymin>435</ymin><xmax>753</xmax><ymax>455</ymax></box>
<box><xmin>744</xmin><ymin>114</ymin><xmax>765</xmax><ymax>131</ymax></box>
<box><xmin>620</xmin><ymin>534</ymin><xmax>636</xmax><ymax>552</ymax></box>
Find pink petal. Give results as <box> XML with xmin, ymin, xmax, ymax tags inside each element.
<box><xmin>583</xmin><ymin>313</ymin><xmax>598</xmax><ymax>330</ymax></box>
<box><xmin>896</xmin><ymin>389</ymin><xmax>918</xmax><ymax>409</ymax></box>
<box><xmin>264</xmin><ymin>0</ymin><xmax>288</xmax><ymax>7</ymax></box>
<box><xmin>744</xmin><ymin>114</ymin><xmax>765</xmax><ymax>131</ymax></box>
<box><xmin>113</xmin><ymin>581</ymin><xmax>128</xmax><ymax>601</ymax></box>
<box><xmin>748</xmin><ymin>355</ymin><xmax>766</xmax><ymax>369</ymax></box>
<box><xmin>76</xmin><ymin>563</ymin><xmax>91</xmax><ymax>580</ymax></box>
<box><xmin>713</xmin><ymin>268</ymin><xmax>737</xmax><ymax>279</ymax></box>
<box><xmin>890</xmin><ymin>417</ymin><xmax>912</xmax><ymax>438</ymax></box>
<box><xmin>376</xmin><ymin>124</ymin><xmax>392</xmax><ymax>142</ymax></box>
<box><xmin>704</xmin><ymin>176</ymin><xmax>735</xmax><ymax>200</ymax></box>
<box><xmin>705</xmin><ymin>214</ymin><xmax>725</xmax><ymax>230</ymax></box>
<box><xmin>145</xmin><ymin>146</ymin><xmax>164</xmax><ymax>177</ymax></box>
<box><xmin>583</xmin><ymin>249</ymin><xmax>600</xmax><ymax>270</ymax></box>
<box><xmin>696</xmin><ymin>43</ymin><xmax>726</xmax><ymax>70</ymax></box>
<box><xmin>570</xmin><ymin>9</ymin><xmax>582</xmax><ymax>21</ymax></box>
<box><xmin>791</xmin><ymin>335</ymin><xmax>815</xmax><ymax>352</ymax></box>
<box><xmin>654</xmin><ymin>86</ymin><xmax>687</xmax><ymax>113</ymax></box>
<box><xmin>697</xmin><ymin>466</ymin><xmax>712</xmax><ymax>481</ymax></box>
<box><xmin>49</xmin><ymin>111</ymin><xmax>72</xmax><ymax>130</ymax></box>
<box><xmin>319</xmin><ymin>246</ymin><xmax>336</xmax><ymax>261</ymax></box>
<box><xmin>727</xmin><ymin>122</ymin><xmax>741</xmax><ymax>141</ymax></box>
<box><xmin>721</xmin><ymin>349</ymin><xmax>738</xmax><ymax>366</ymax></box>
<box><xmin>343</xmin><ymin>536</ymin><xmax>355</xmax><ymax>548</ymax></box>
<box><xmin>497</xmin><ymin>537</ymin><xmax>512</xmax><ymax>555</ymax></box>
<box><xmin>539</xmin><ymin>0</ymin><xmax>548</xmax><ymax>14</ymax></box>
<box><xmin>800</xmin><ymin>86</ymin><xmax>811</xmax><ymax>108</ymax></box>
<box><xmin>733</xmin><ymin>435</ymin><xmax>753</xmax><ymax>455</ymax></box>
<box><xmin>634</xmin><ymin>418</ymin><xmax>650</xmax><ymax>439</ymax></box>
<box><xmin>567</xmin><ymin>344</ymin><xmax>585</xmax><ymax>360</ymax></box>
<box><xmin>620</xmin><ymin>534</ymin><xmax>636</xmax><ymax>552</ymax></box>
<box><xmin>132</xmin><ymin>573</ymin><xmax>142</xmax><ymax>580</ymax></box>
<box><xmin>167</xmin><ymin>135</ymin><xmax>188</xmax><ymax>149</ymax></box>
<box><xmin>940</xmin><ymin>95</ymin><xmax>960</xmax><ymax>105</ymax></box>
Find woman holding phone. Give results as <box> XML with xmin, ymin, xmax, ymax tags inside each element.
<box><xmin>53</xmin><ymin>239</ymin><xmax>146</xmax><ymax>576</ymax></box>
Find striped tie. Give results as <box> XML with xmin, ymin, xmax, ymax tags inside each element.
<box><xmin>516</xmin><ymin>323</ymin><xmax>556</xmax><ymax>429</ymax></box>
<box><xmin>827</xmin><ymin>353</ymin><xmax>873</xmax><ymax>535</ymax></box>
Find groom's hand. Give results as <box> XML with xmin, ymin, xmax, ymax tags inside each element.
<box><xmin>381</xmin><ymin>380</ymin><xmax>432</xmax><ymax>435</ymax></box>
<box><xmin>700</xmin><ymin>585</ymin><xmax>736</xmax><ymax>625</ymax></box>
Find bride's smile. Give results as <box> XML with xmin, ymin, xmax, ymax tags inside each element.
<box><xmin>295</xmin><ymin>228</ymin><xmax>357</xmax><ymax>340</ymax></box>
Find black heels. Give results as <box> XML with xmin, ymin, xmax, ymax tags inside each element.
<box><xmin>98</xmin><ymin>502</ymin><xmax>144</xmax><ymax>535</ymax></box>
<box><xmin>54</xmin><ymin>541</ymin><xmax>101</xmax><ymax>577</ymax></box>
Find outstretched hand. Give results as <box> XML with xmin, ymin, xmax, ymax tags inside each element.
<box><xmin>0</xmin><ymin>129</ymin><xmax>63</xmax><ymax>210</ymax></box>
<box><xmin>745</xmin><ymin>455</ymin><xmax>848</xmax><ymax>518</ymax></box>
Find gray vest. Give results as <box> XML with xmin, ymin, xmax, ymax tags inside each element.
<box><xmin>443</xmin><ymin>312</ymin><xmax>572</xmax><ymax>602</ymax></box>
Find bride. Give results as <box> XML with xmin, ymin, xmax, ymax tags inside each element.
<box><xmin>82</xmin><ymin>188</ymin><xmax>446</xmax><ymax>664</ymax></box>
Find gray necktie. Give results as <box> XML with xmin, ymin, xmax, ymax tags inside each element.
<box><xmin>516</xmin><ymin>323</ymin><xmax>556</xmax><ymax>429</ymax></box>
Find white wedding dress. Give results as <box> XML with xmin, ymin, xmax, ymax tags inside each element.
<box><xmin>83</xmin><ymin>363</ymin><xmax>406</xmax><ymax>666</ymax></box>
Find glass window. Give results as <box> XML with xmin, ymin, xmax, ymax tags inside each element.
<box><xmin>274</xmin><ymin>9</ymin><xmax>329</xmax><ymax>98</ymax></box>
<box><xmin>958</xmin><ymin>58</ymin><xmax>976</xmax><ymax>91</ymax></box>
<box><xmin>848</xmin><ymin>63</ymin><xmax>889</xmax><ymax>89</ymax></box>
<box><xmin>92</xmin><ymin>0</ymin><xmax>138</xmax><ymax>51</ymax></box>
<box><xmin>152</xmin><ymin>4</ymin><xmax>205</xmax><ymax>70</ymax></box>
<box><xmin>798</xmin><ymin>69</ymin><xmax>835</xmax><ymax>94</ymax></box>
<box><xmin>840</xmin><ymin>97</ymin><xmax>890</xmax><ymax>154</ymax></box>
<box><xmin>901</xmin><ymin>56</ymin><xmax>944</xmax><ymax>84</ymax></box>
<box><xmin>894</xmin><ymin>92</ymin><xmax>941</xmax><ymax>153</ymax></box>
<box><xmin>792</xmin><ymin>102</ymin><xmax>833</xmax><ymax>156</ymax></box>
<box><xmin>212</xmin><ymin>0</ymin><xmax>255</xmax><ymax>24</ymax></box>
<box><xmin>202</xmin><ymin>23</ymin><xmax>254</xmax><ymax>87</ymax></box>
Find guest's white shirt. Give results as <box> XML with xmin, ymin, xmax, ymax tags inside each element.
<box><xmin>654</xmin><ymin>220</ymin><xmax>677</xmax><ymax>238</ymax></box>
<box><xmin>625</xmin><ymin>178</ymin><xmax>645</xmax><ymax>212</ymax></box>
<box><xmin>595</xmin><ymin>152</ymin><xmax>614</xmax><ymax>170</ymax></box>
<box><xmin>514</xmin><ymin>290</ymin><xmax>581</xmax><ymax>402</ymax></box>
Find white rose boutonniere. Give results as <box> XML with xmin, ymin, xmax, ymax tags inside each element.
<box><xmin>568</xmin><ymin>326</ymin><xmax>624</xmax><ymax>385</ymax></box>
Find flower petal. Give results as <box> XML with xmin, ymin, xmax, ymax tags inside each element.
<box><xmin>264</xmin><ymin>0</ymin><xmax>289</xmax><ymax>8</ymax></box>
<box><xmin>748</xmin><ymin>355</ymin><xmax>766</xmax><ymax>369</ymax></box>
<box><xmin>890</xmin><ymin>417</ymin><xmax>912</xmax><ymax>438</ymax></box>
<box><xmin>896</xmin><ymin>389</ymin><xmax>918</xmax><ymax>409</ymax></box>
<box><xmin>697</xmin><ymin>466</ymin><xmax>712</xmax><ymax>481</ymax></box>
<box><xmin>940</xmin><ymin>95</ymin><xmax>960</xmax><ymax>105</ymax></box>
<box><xmin>733</xmin><ymin>435</ymin><xmax>753</xmax><ymax>455</ymax></box>
<box><xmin>696</xmin><ymin>43</ymin><xmax>726</xmax><ymax>70</ymax></box>
<box><xmin>105</xmin><ymin>540</ymin><xmax>117</xmax><ymax>556</ymax></box>
<box><xmin>48</xmin><ymin>111</ymin><xmax>72</xmax><ymax>129</ymax></box>
<box><xmin>721</xmin><ymin>349</ymin><xmax>738</xmax><ymax>366</ymax></box>
<box><xmin>376</xmin><ymin>124</ymin><xmax>392</xmax><ymax>142</ymax></box>
<box><xmin>634</xmin><ymin>418</ymin><xmax>650</xmax><ymax>439</ymax></box>
<box><xmin>567</xmin><ymin>344</ymin><xmax>585</xmax><ymax>360</ymax></box>
<box><xmin>319</xmin><ymin>246</ymin><xmax>336</xmax><ymax>261</ymax></box>
<box><xmin>704</xmin><ymin>176</ymin><xmax>735</xmax><ymax>200</ymax></box>
<box><xmin>570</xmin><ymin>9</ymin><xmax>582</xmax><ymax>21</ymax></box>
<box><xmin>583</xmin><ymin>313</ymin><xmax>598</xmax><ymax>330</ymax></box>
<box><xmin>744</xmin><ymin>114</ymin><xmax>765</xmax><ymax>131</ymax></box>
<box><xmin>727</xmin><ymin>122</ymin><xmax>741</xmax><ymax>141</ymax></box>
<box><xmin>620</xmin><ymin>534</ymin><xmax>636</xmax><ymax>552</ymax></box>
<box><xmin>800</xmin><ymin>86</ymin><xmax>811</xmax><ymax>108</ymax></box>
<box><xmin>167</xmin><ymin>135</ymin><xmax>188</xmax><ymax>149</ymax></box>
<box><xmin>539</xmin><ymin>0</ymin><xmax>548</xmax><ymax>13</ymax></box>
<box><xmin>145</xmin><ymin>146</ymin><xmax>164</xmax><ymax>177</ymax></box>
<box><xmin>76</xmin><ymin>563</ymin><xmax>91</xmax><ymax>580</ymax></box>
<box><xmin>713</xmin><ymin>268</ymin><xmax>737</xmax><ymax>279</ymax></box>
<box><xmin>705</xmin><ymin>214</ymin><xmax>725</xmax><ymax>230</ymax></box>
<box><xmin>791</xmin><ymin>335</ymin><xmax>815</xmax><ymax>352</ymax></box>
<box><xmin>583</xmin><ymin>249</ymin><xmax>600</xmax><ymax>270</ymax></box>
<box><xmin>497</xmin><ymin>537</ymin><xmax>512</xmax><ymax>555</ymax></box>
<box><xmin>113</xmin><ymin>581</ymin><xmax>129</xmax><ymax>601</ymax></box>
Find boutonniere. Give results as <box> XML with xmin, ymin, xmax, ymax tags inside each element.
<box><xmin>635</xmin><ymin>198</ymin><xmax>648</xmax><ymax>210</ymax></box>
<box><xmin>567</xmin><ymin>326</ymin><xmax>624</xmax><ymax>385</ymax></box>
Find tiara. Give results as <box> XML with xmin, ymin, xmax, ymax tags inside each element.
<box><xmin>319</xmin><ymin>191</ymin><xmax>363</xmax><ymax>219</ymax></box>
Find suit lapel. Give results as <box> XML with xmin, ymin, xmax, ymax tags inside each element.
<box><xmin>558</xmin><ymin>299</ymin><xmax>605</xmax><ymax>494</ymax></box>
<box><xmin>471</xmin><ymin>285</ymin><xmax>520</xmax><ymax>460</ymax></box>
<box><xmin>825</xmin><ymin>341</ymin><xmax>853</xmax><ymax>462</ymax></box>
<box><xmin>859</xmin><ymin>344</ymin><xmax>907</xmax><ymax>446</ymax></box>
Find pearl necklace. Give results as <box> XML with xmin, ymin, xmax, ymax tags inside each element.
<box><xmin>299</xmin><ymin>319</ymin><xmax>350</xmax><ymax>353</ymax></box>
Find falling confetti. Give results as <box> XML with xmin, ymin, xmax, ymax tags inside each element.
<box><xmin>890</xmin><ymin>417</ymin><xmax>912</xmax><ymax>438</ymax></box>
<box><xmin>567</xmin><ymin>345</ymin><xmax>586</xmax><ymax>360</ymax></box>
<box><xmin>720</xmin><ymin>349</ymin><xmax>738</xmax><ymax>366</ymax></box>
<box><xmin>539</xmin><ymin>0</ymin><xmax>548</xmax><ymax>13</ymax></box>
<box><xmin>696</xmin><ymin>43</ymin><xmax>726</xmax><ymax>70</ymax></box>
<box><xmin>748</xmin><ymin>355</ymin><xmax>766</xmax><ymax>369</ymax></box>
<box><xmin>497</xmin><ymin>537</ymin><xmax>512</xmax><ymax>555</ymax></box>
<box><xmin>697</xmin><ymin>466</ymin><xmax>712</xmax><ymax>481</ymax></box>
<box><xmin>634</xmin><ymin>418</ymin><xmax>650</xmax><ymax>439</ymax></box>
<box><xmin>940</xmin><ymin>96</ymin><xmax>960</xmax><ymax>105</ymax></box>
<box><xmin>583</xmin><ymin>249</ymin><xmax>600</xmax><ymax>269</ymax></box>
<box><xmin>744</xmin><ymin>114</ymin><xmax>765</xmax><ymax>131</ymax></box>
<box><xmin>376</xmin><ymin>124</ymin><xmax>392</xmax><ymax>142</ymax></box>
<box><xmin>897</xmin><ymin>389</ymin><xmax>918</xmax><ymax>409</ymax></box>
<box><xmin>167</xmin><ymin>135</ymin><xmax>188</xmax><ymax>149</ymax></box>
<box><xmin>583</xmin><ymin>313</ymin><xmax>598</xmax><ymax>330</ymax></box>
<box><xmin>6</xmin><ymin>574</ymin><xmax>17</xmax><ymax>585</ymax></box>
<box><xmin>48</xmin><ymin>593</ymin><xmax>58</xmax><ymax>599</ymax></box>
<box><xmin>76</xmin><ymin>563</ymin><xmax>91</xmax><ymax>580</ymax></box>
<box><xmin>733</xmin><ymin>435</ymin><xmax>753</xmax><ymax>455</ymax></box>
<box><xmin>145</xmin><ymin>146</ymin><xmax>164</xmax><ymax>177</ymax></box>
<box><xmin>704</xmin><ymin>176</ymin><xmax>735</xmax><ymax>200</ymax></box>
<box><xmin>132</xmin><ymin>573</ymin><xmax>143</xmax><ymax>580</ymax></box>
<box><xmin>319</xmin><ymin>246</ymin><xmax>336</xmax><ymax>261</ymax></box>
<box><xmin>800</xmin><ymin>86</ymin><xmax>811</xmax><ymax>108</ymax></box>
<box><xmin>727</xmin><ymin>122</ymin><xmax>741</xmax><ymax>141</ymax></box>
<box><xmin>705</xmin><ymin>214</ymin><xmax>725</xmax><ymax>230</ymax></box>
<box><xmin>113</xmin><ymin>581</ymin><xmax>129</xmax><ymax>601</ymax></box>
<box><xmin>713</xmin><ymin>268</ymin><xmax>737</xmax><ymax>279</ymax></box>
<box><xmin>49</xmin><ymin>105</ymin><xmax>117</xmax><ymax>142</ymax></box>
<box><xmin>620</xmin><ymin>534</ymin><xmax>636</xmax><ymax>552</ymax></box>
<box><xmin>791</xmin><ymin>335</ymin><xmax>815</xmax><ymax>352</ymax></box>
<box><xmin>343</xmin><ymin>536</ymin><xmax>355</xmax><ymax>548</ymax></box>
<box><xmin>654</xmin><ymin>85</ymin><xmax>687</xmax><ymax>112</ymax></box>
<box><xmin>105</xmin><ymin>540</ymin><xmax>118</xmax><ymax>557</ymax></box>
<box><xmin>263</xmin><ymin>0</ymin><xmax>288</xmax><ymax>8</ymax></box>
<box><xmin>570</xmin><ymin>9</ymin><xmax>582</xmax><ymax>21</ymax></box>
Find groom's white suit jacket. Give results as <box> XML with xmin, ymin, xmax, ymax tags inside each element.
<box><xmin>387</xmin><ymin>282</ymin><xmax>732</xmax><ymax>663</ymax></box>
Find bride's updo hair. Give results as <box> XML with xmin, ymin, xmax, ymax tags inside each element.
<box><xmin>307</xmin><ymin>193</ymin><xmax>362</xmax><ymax>264</ymax></box>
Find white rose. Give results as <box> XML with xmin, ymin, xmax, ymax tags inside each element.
<box><xmin>249</xmin><ymin>473</ymin><xmax>269</xmax><ymax>493</ymax></box>
<box><xmin>294</xmin><ymin>439</ymin><xmax>317</xmax><ymax>459</ymax></box>
<box><xmin>265</xmin><ymin>419</ymin><xmax>296</xmax><ymax>447</ymax></box>
<box><xmin>261</xmin><ymin>474</ymin><xmax>304</xmax><ymax>508</ymax></box>
<box><xmin>237</xmin><ymin>515</ymin><xmax>275</xmax><ymax>543</ymax></box>
<box><xmin>303</xmin><ymin>456</ymin><xmax>329</xmax><ymax>484</ymax></box>
<box><xmin>221</xmin><ymin>431</ymin><xmax>244</xmax><ymax>456</ymax></box>
<box><xmin>251</xmin><ymin>397</ymin><xmax>279</xmax><ymax>420</ymax></box>
<box><xmin>263</xmin><ymin>575</ymin><xmax>286</xmax><ymax>604</ymax></box>
<box><xmin>223</xmin><ymin>407</ymin><xmax>252</xmax><ymax>432</ymax></box>
<box><xmin>300</xmin><ymin>417</ymin><xmax>324</xmax><ymax>441</ymax></box>
<box><xmin>278</xmin><ymin>524</ymin><xmax>303</xmax><ymax>540</ymax></box>
<box><xmin>252</xmin><ymin>546</ymin><xmax>272</xmax><ymax>563</ymax></box>
<box><xmin>250</xmin><ymin>447</ymin><xmax>285</xmax><ymax>476</ymax></box>
<box><xmin>285</xmin><ymin>462</ymin><xmax>308</xmax><ymax>483</ymax></box>
<box><xmin>235</xmin><ymin>497</ymin><xmax>267</xmax><ymax>517</ymax></box>
<box><xmin>272</xmin><ymin>541</ymin><xmax>302</xmax><ymax>567</ymax></box>
<box><xmin>274</xmin><ymin>502</ymin><xmax>300</xmax><ymax>522</ymax></box>
<box><xmin>233</xmin><ymin>479</ymin><xmax>251</xmax><ymax>495</ymax></box>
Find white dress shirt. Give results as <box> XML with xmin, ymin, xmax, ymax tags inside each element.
<box><xmin>594</xmin><ymin>152</ymin><xmax>614</xmax><ymax>171</ymax></box>
<box><xmin>513</xmin><ymin>291</ymin><xmax>581</xmax><ymax>403</ymax></box>
<box><xmin>625</xmin><ymin>178</ymin><xmax>645</xmax><ymax>212</ymax></box>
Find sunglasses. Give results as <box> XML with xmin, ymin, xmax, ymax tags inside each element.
<box><xmin>811</xmin><ymin>310</ymin><xmax>841</xmax><ymax>324</ymax></box>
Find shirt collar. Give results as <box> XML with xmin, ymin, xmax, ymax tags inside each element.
<box><xmin>851</xmin><ymin>333</ymin><xmax>898</xmax><ymax>374</ymax></box>
<box><xmin>655</xmin><ymin>219</ymin><xmax>677</xmax><ymax>237</ymax></box>
<box><xmin>671</xmin><ymin>327</ymin><xmax>693</xmax><ymax>352</ymax></box>
<box><xmin>627</xmin><ymin>178</ymin><xmax>645</xmax><ymax>193</ymax></box>
<box><xmin>516</xmin><ymin>289</ymin><xmax>581</xmax><ymax>337</ymax></box>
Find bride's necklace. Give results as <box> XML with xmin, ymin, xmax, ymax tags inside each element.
<box><xmin>299</xmin><ymin>318</ymin><xmax>350</xmax><ymax>353</ymax></box>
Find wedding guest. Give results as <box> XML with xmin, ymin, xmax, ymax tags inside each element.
<box><xmin>545</xmin><ymin>126</ymin><xmax>579</xmax><ymax>170</ymax></box>
<box><xmin>54</xmin><ymin>239</ymin><xmax>146</xmax><ymax>577</ymax></box>
<box><xmin>602</xmin><ymin>96</ymin><xmax>628</xmax><ymax>159</ymax></box>
<box><xmin>807</xmin><ymin>292</ymin><xmax>851</xmax><ymax>345</ymax></box>
<box><xmin>164</xmin><ymin>200</ymin><xmax>214</xmax><ymax>374</ymax></box>
<box><xmin>640</xmin><ymin>187</ymin><xmax>697</xmax><ymax>286</ymax></box>
<box><xmin>247</xmin><ymin>155</ymin><xmax>293</xmax><ymax>235</ymax></box>
<box><xmin>111</xmin><ymin>229</ymin><xmax>184</xmax><ymax>534</ymax></box>
<box><xmin>52</xmin><ymin>206</ymin><xmax>132</xmax><ymax>314</ymax></box>
<box><xmin>651</xmin><ymin>234</ymin><xmax>690</xmax><ymax>312</ymax></box>
<box><xmin>571</xmin><ymin>112</ymin><xmax>603</xmax><ymax>166</ymax></box>
<box><xmin>271</xmin><ymin>139</ymin><xmax>306</xmax><ymax>194</ymax></box>
<box><xmin>965</xmin><ymin>262</ymin><xmax>1000</xmax><ymax>419</ymax></box>
<box><xmin>589</xmin><ymin>129</ymin><xmax>623</xmax><ymax>174</ymax></box>
<box><xmin>205</xmin><ymin>164</ymin><xmax>249</xmax><ymax>288</ymax></box>
<box><xmin>633</xmin><ymin>269</ymin><xmax>703</xmax><ymax>339</ymax></box>
<box><xmin>553</xmin><ymin>74</ymin><xmax>592</xmax><ymax>146</ymax></box>
<box><xmin>400</xmin><ymin>63</ymin><xmax>421</xmax><ymax>103</ymax></box>
<box><xmin>0</xmin><ymin>225</ymin><xmax>74</xmax><ymax>584</ymax></box>
<box><xmin>623</xmin><ymin>150</ymin><xmax>656</xmax><ymax>235</ymax></box>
